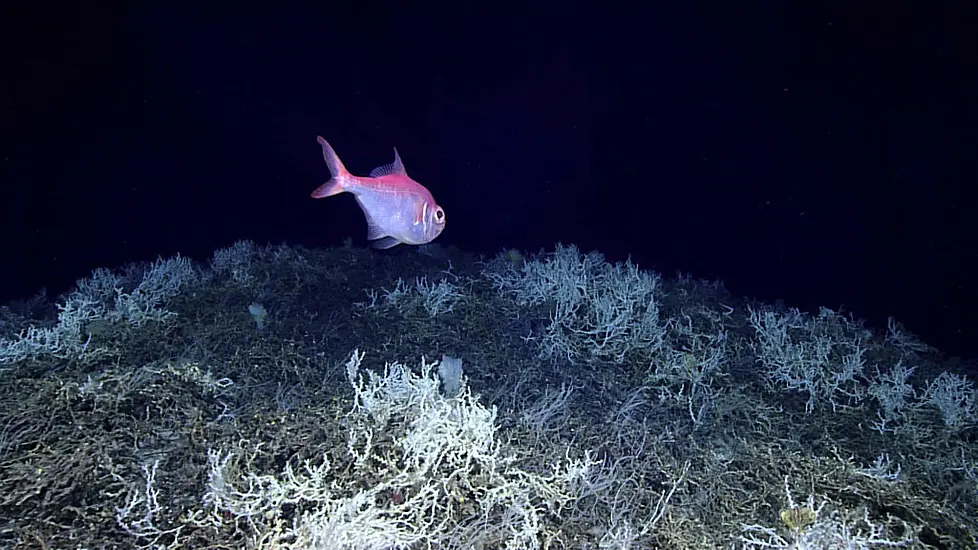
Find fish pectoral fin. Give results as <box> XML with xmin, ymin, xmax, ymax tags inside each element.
<box><xmin>413</xmin><ymin>200</ymin><xmax>427</xmax><ymax>224</ymax></box>
<box><xmin>370</xmin><ymin>236</ymin><xmax>402</xmax><ymax>249</ymax></box>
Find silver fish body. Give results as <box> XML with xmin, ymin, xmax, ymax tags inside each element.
<box><xmin>311</xmin><ymin>136</ymin><xmax>445</xmax><ymax>249</ymax></box>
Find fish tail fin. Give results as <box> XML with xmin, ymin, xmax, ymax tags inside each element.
<box><xmin>311</xmin><ymin>136</ymin><xmax>354</xmax><ymax>198</ymax></box>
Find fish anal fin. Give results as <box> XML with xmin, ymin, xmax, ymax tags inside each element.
<box><xmin>363</xmin><ymin>214</ymin><xmax>387</xmax><ymax>241</ymax></box>
<box><xmin>353</xmin><ymin>196</ymin><xmax>388</xmax><ymax>241</ymax></box>
<box><xmin>370</xmin><ymin>236</ymin><xmax>402</xmax><ymax>249</ymax></box>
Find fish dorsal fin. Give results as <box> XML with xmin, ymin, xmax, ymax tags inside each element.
<box><xmin>369</xmin><ymin>147</ymin><xmax>408</xmax><ymax>177</ymax></box>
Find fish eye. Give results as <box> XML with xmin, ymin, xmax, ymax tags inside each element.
<box><xmin>434</xmin><ymin>207</ymin><xmax>445</xmax><ymax>222</ymax></box>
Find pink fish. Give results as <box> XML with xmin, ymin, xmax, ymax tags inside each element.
<box><xmin>311</xmin><ymin>136</ymin><xmax>446</xmax><ymax>249</ymax></box>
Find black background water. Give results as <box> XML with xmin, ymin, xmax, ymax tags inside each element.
<box><xmin>1</xmin><ymin>2</ymin><xmax>975</xmax><ymax>358</ymax></box>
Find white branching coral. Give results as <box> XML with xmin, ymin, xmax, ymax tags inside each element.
<box><xmin>195</xmin><ymin>350</ymin><xmax>595</xmax><ymax>549</ymax></box>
